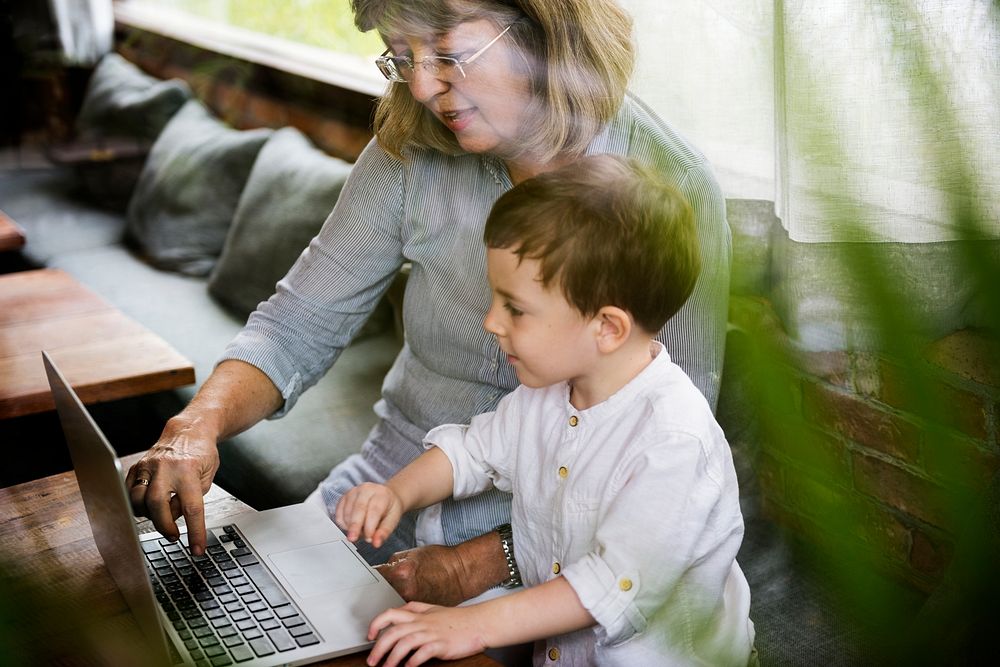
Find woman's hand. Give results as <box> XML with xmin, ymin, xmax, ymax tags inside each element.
<box><xmin>335</xmin><ymin>482</ymin><xmax>404</xmax><ymax>548</ymax></box>
<box><xmin>126</xmin><ymin>414</ymin><xmax>221</xmax><ymax>555</ymax></box>
<box><xmin>127</xmin><ymin>359</ymin><xmax>284</xmax><ymax>556</ymax></box>
<box><xmin>375</xmin><ymin>529</ymin><xmax>513</xmax><ymax>606</ymax></box>
<box><xmin>365</xmin><ymin>601</ymin><xmax>488</xmax><ymax>667</ymax></box>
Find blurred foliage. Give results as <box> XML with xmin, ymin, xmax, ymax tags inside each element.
<box><xmin>126</xmin><ymin>0</ymin><xmax>385</xmax><ymax>58</ymax></box>
<box><xmin>0</xmin><ymin>558</ymin><xmax>171</xmax><ymax>666</ymax></box>
<box><xmin>735</xmin><ymin>0</ymin><xmax>1000</xmax><ymax>662</ymax></box>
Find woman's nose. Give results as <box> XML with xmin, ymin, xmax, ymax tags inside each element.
<box><xmin>407</xmin><ymin>64</ymin><xmax>448</xmax><ymax>104</ymax></box>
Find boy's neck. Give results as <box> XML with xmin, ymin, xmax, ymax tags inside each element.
<box><xmin>568</xmin><ymin>335</ymin><xmax>656</xmax><ymax>411</ymax></box>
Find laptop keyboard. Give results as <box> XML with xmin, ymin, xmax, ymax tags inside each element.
<box><xmin>143</xmin><ymin>524</ymin><xmax>321</xmax><ymax>666</ymax></box>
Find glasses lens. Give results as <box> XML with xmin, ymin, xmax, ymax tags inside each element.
<box><xmin>376</xmin><ymin>56</ymin><xmax>410</xmax><ymax>82</ymax></box>
<box><xmin>430</xmin><ymin>57</ymin><xmax>464</xmax><ymax>82</ymax></box>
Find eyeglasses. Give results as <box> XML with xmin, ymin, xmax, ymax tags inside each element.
<box><xmin>376</xmin><ymin>24</ymin><xmax>513</xmax><ymax>83</ymax></box>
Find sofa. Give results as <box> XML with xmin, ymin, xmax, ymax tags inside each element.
<box><xmin>3</xmin><ymin>54</ymin><xmax>401</xmax><ymax>509</ymax></box>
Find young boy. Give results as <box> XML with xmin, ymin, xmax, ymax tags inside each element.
<box><xmin>335</xmin><ymin>155</ymin><xmax>755</xmax><ymax>666</ymax></box>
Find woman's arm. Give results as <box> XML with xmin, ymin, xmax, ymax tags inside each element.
<box><xmin>375</xmin><ymin>531</ymin><xmax>513</xmax><ymax>605</ymax></box>
<box><xmin>126</xmin><ymin>360</ymin><xmax>284</xmax><ymax>555</ymax></box>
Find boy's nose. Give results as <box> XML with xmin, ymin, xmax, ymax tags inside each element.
<box><xmin>483</xmin><ymin>307</ymin><xmax>504</xmax><ymax>337</ymax></box>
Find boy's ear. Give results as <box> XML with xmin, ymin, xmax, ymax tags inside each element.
<box><xmin>594</xmin><ymin>306</ymin><xmax>632</xmax><ymax>353</ymax></box>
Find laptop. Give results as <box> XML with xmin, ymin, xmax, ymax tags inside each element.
<box><xmin>43</xmin><ymin>351</ymin><xmax>405</xmax><ymax>666</ymax></box>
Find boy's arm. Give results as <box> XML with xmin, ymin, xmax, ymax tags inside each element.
<box><xmin>336</xmin><ymin>447</ymin><xmax>453</xmax><ymax>547</ymax></box>
<box><xmin>386</xmin><ymin>446</ymin><xmax>454</xmax><ymax>511</ymax></box>
<box><xmin>366</xmin><ymin>577</ymin><xmax>594</xmax><ymax>667</ymax></box>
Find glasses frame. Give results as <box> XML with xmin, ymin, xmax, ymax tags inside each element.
<box><xmin>376</xmin><ymin>24</ymin><xmax>513</xmax><ymax>84</ymax></box>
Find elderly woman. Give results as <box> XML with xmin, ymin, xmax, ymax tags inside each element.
<box><xmin>128</xmin><ymin>0</ymin><xmax>730</xmax><ymax>608</ymax></box>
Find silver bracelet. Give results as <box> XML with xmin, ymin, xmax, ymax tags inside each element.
<box><xmin>496</xmin><ymin>523</ymin><xmax>522</xmax><ymax>589</ymax></box>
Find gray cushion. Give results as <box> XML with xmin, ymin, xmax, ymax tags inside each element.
<box><xmin>126</xmin><ymin>100</ymin><xmax>272</xmax><ymax>276</ymax></box>
<box><xmin>208</xmin><ymin>127</ymin><xmax>352</xmax><ymax>316</ymax></box>
<box><xmin>76</xmin><ymin>52</ymin><xmax>192</xmax><ymax>142</ymax></box>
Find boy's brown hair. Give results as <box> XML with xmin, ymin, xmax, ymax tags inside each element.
<box><xmin>484</xmin><ymin>154</ymin><xmax>700</xmax><ymax>333</ymax></box>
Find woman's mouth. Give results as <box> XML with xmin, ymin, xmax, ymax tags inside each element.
<box><xmin>441</xmin><ymin>108</ymin><xmax>475</xmax><ymax>132</ymax></box>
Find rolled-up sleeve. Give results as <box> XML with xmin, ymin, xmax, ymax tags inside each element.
<box><xmin>424</xmin><ymin>391</ymin><xmax>521</xmax><ymax>497</ymax></box>
<box><xmin>222</xmin><ymin>139</ymin><xmax>405</xmax><ymax>416</ymax></box>
<box><xmin>561</xmin><ymin>431</ymin><xmax>735</xmax><ymax>647</ymax></box>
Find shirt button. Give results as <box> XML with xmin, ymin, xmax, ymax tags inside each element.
<box><xmin>568</xmin><ymin>415</ymin><xmax>579</xmax><ymax>427</ymax></box>
<box><xmin>558</xmin><ymin>466</ymin><xmax>568</xmax><ymax>479</ymax></box>
<box><xmin>552</xmin><ymin>562</ymin><xmax>561</xmax><ymax>575</ymax></box>
<box><xmin>548</xmin><ymin>647</ymin><xmax>560</xmax><ymax>661</ymax></box>
<box><xmin>619</xmin><ymin>578</ymin><xmax>633</xmax><ymax>591</ymax></box>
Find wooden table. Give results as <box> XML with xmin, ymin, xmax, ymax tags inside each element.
<box><xmin>0</xmin><ymin>209</ymin><xmax>26</xmax><ymax>251</ymax></box>
<box><xmin>0</xmin><ymin>452</ymin><xmax>500</xmax><ymax>667</ymax></box>
<box><xmin>0</xmin><ymin>211</ymin><xmax>24</xmax><ymax>251</ymax></box>
<box><xmin>0</xmin><ymin>268</ymin><xmax>196</xmax><ymax>418</ymax></box>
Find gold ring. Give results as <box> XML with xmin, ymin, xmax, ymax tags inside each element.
<box><xmin>134</xmin><ymin>478</ymin><xmax>151</xmax><ymax>487</ymax></box>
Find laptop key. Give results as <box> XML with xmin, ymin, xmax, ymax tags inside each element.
<box><xmin>247</xmin><ymin>601</ymin><xmax>267</xmax><ymax>614</ymax></box>
<box><xmin>142</xmin><ymin>541</ymin><xmax>163</xmax><ymax>554</ymax></box>
<box><xmin>210</xmin><ymin>656</ymin><xmax>233</xmax><ymax>667</ymax></box>
<box><xmin>242</xmin><ymin>564</ymin><xmax>291</xmax><ymax>608</ymax></box>
<box><xmin>283</xmin><ymin>615</ymin><xmax>305</xmax><ymax>629</ymax></box>
<box><xmin>230</xmin><ymin>644</ymin><xmax>254</xmax><ymax>663</ymax></box>
<box><xmin>288</xmin><ymin>624</ymin><xmax>312</xmax><ymax>638</ymax></box>
<box><xmin>249</xmin><ymin>637</ymin><xmax>276</xmax><ymax>657</ymax></box>
<box><xmin>295</xmin><ymin>633</ymin><xmax>320</xmax><ymax>648</ymax></box>
<box><xmin>266</xmin><ymin>628</ymin><xmax>297</xmax><ymax>652</ymax></box>
<box><xmin>275</xmin><ymin>606</ymin><xmax>298</xmax><ymax>620</ymax></box>
<box><xmin>235</xmin><ymin>554</ymin><xmax>259</xmax><ymax>567</ymax></box>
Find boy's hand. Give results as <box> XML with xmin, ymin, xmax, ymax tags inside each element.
<box><xmin>366</xmin><ymin>601</ymin><xmax>488</xmax><ymax>667</ymax></box>
<box><xmin>334</xmin><ymin>482</ymin><xmax>404</xmax><ymax>548</ymax></box>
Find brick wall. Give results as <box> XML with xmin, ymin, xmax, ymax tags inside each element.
<box><xmin>727</xmin><ymin>294</ymin><xmax>1000</xmax><ymax>594</ymax></box>
<box><xmin>114</xmin><ymin>26</ymin><xmax>375</xmax><ymax>162</ymax></box>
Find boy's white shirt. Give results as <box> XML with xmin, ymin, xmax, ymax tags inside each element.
<box><xmin>425</xmin><ymin>341</ymin><xmax>755</xmax><ymax>666</ymax></box>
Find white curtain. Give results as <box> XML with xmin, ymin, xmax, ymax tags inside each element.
<box><xmin>622</xmin><ymin>0</ymin><xmax>1000</xmax><ymax>242</ymax></box>
<box><xmin>48</xmin><ymin>0</ymin><xmax>115</xmax><ymax>65</ymax></box>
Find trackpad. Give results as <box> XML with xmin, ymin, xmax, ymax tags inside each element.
<box><xmin>268</xmin><ymin>541</ymin><xmax>376</xmax><ymax>598</ymax></box>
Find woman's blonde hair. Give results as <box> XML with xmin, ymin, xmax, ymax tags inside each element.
<box><xmin>351</xmin><ymin>0</ymin><xmax>634</xmax><ymax>163</ymax></box>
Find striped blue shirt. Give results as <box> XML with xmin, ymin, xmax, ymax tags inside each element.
<box><xmin>223</xmin><ymin>93</ymin><xmax>731</xmax><ymax>548</ymax></box>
